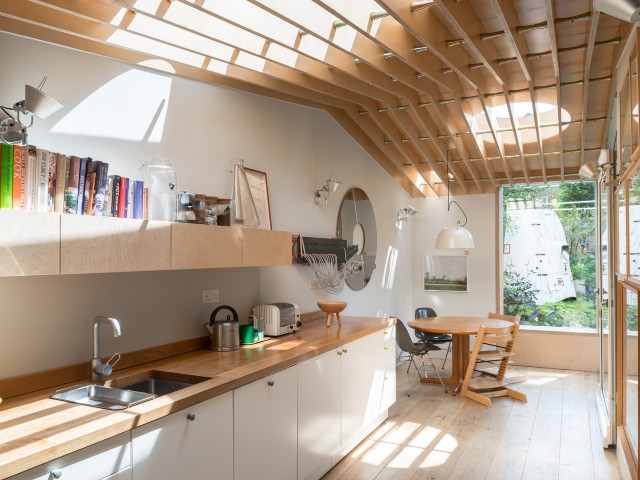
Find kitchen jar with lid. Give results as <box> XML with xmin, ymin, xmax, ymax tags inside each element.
<box><xmin>204</xmin><ymin>196</ymin><xmax>218</xmax><ymax>225</ymax></box>
<box><xmin>194</xmin><ymin>194</ymin><xmax>206</xmax><ymax>224</ymax></box>
<box><xmin>177</xmin><ymin>191</ymin><xmax>196</xmax><ymax>223</ymax></box>
<box><xmin>217</xmin><ymin>198</ymin><xmax>231</xmax><ymax>226</ymax></box>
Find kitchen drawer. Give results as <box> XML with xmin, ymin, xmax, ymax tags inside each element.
<box><xmin>8</xmin><ymin>432</ymin><xmax>131</xmax><ymax>480</ymax></box>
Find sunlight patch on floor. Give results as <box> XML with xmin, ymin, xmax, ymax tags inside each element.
<box><xmin>361</xmin><ymin>441</ymin><xmax>399</xmax><ymax>466</ymax></box>
<box><xmin>419</xmin><ymin>449</ymin><xmax>451</xmax><ymax>468</ymax></box>
<box><xmin>408</xmin><ymin>425</ymin><xmax>441</xmax><ymax>449</ymax></box>
<box><xmin>386</xmin><ymin>445</ymin><xmax>423</xmax><ymax>469</ymax></box>
<box><xmin>382</xmin><ymin>421</ymin><xmax>421</xmax><ymax>445</ymax></box>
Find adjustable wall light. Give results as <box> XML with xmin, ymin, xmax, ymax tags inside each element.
<box><xmin>397</xmin><ymin>206</ymin><xmax>418</xmax><ymax>221</ymax></box>
<box><xmin>0</xmin><ymin>77</ymin><xmax>63</xmax><ymax>145</ymax></box>
<box><xmin>314</xmin><ymin>178</ymin><xmax>342</xmax><ymax>205</ymax></box>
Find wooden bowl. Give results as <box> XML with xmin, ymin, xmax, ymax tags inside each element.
<box><xmin>317</xmin><ymin>301</ymin><xmax>348</xmax><ymax>327</ymax></box>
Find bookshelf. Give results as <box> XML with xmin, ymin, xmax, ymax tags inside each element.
<box><xmin>0</xmin><ymin>210</ymin><xmax>292</xmax><ymax>277</ymax></box>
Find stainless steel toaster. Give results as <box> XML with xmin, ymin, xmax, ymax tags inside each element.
<box><xmin>252</xmin><ymin>303</ymin><xmax>301</xmax><ymax>336</ymax></box>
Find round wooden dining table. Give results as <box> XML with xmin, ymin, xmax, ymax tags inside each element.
<box><xmin>407</xmin><ymin>316</ymin><xmax>512</xmax><ymax>395</ymax></box>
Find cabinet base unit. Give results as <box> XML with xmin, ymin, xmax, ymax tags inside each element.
<box><xmin>131</xmin><ymin>391</ymin><xmax>233</xmax><ymax>480</ymax></box>
<box><xmin>8</xmin><ymin>432</ymin><xmax>131</xmax><ymax>480</ymax></box>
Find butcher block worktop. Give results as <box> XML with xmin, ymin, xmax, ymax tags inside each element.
<box><xmin>0</xmin><ymin>315</ymin><xmax>395</xmax><ymax>479</ymax></box>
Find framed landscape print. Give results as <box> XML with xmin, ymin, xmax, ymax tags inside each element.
<box><xmin>244</xmin><ymin>167</ymin><xmax>272</xmax><ymax>230</ymax></box>
<box><xmin>423</xmin><ymin>255</ymin><xmax>468</xmax><ymax>292</ymax></box>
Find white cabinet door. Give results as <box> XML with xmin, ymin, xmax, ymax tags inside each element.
<box><xmin>339</xmin><ymin>334</ymin><xmax>374</xmax><ymax>453</ymax></box>
<box><xmin>234</xmin><ymin>366</ymin><xmax>297</xmax><ymax>480</ymax></box>
<box><xmin>379</xmin><ymin>326</ymin><xmax>397</xmax><ymax>414</ymax></box>
<box><xmin>297</xmin><ymin>350</ymin><xmax>341</xmax><ymax>480</ymax></box>
<box><xmin>131</xmin><ymin>391</ymin><xmax>233</xmax><ymax>480</ymax></box>
<box><xmin>9</xmin><ymin>432</ymin><xmax>131</xmax><ymax>480</ymax></box>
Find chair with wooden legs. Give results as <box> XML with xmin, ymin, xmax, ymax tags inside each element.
<box><xmin>474</xmin><ymin>312</ymin><xmax>525</xmax><ymax>384</ymax></box>
<box><xmin>461</xmin><ymin>323</ymin><xmax>527</xmax><ymax>407</ymax></box>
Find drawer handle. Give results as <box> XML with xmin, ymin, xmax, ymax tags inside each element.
<box><xmin>337</xmin><ymin>350</ymin><xmax>343</xmax><ymax>355</ymax></box>
<box><xmin>343</xmin><ymin>348</ymin><xmax>348</xmax><ymax>354</ymax></box>
<box><xmin>50</xmin><ymin>469</ymin><xmax>63</xmax><ymax>479</ymax></box>
<box><xmin>187</xmin><ymin>413</ymin><xmax>196</xmax><ymax>421</ymax></box>
<box><xmin>384</xmin><ymin>346</ymin><xmax>389</xmax><ymax>350</ymax></box>
<box><xmin>268</xmin><ymin>380</ymin><xmax>275</xmax><ymax>387</ymax></box>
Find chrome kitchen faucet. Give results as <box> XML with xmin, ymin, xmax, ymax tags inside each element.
<box><xmin>91</xmin><ymin>316</ymin><xmax>122</xmax><ymax>382</ymax></box>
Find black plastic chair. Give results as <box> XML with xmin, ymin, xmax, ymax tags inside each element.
<box><xmin>395</xmin><ymin>319</ymin><xmax>447</xmax><ymax>396</ymax></box>
<box><xmin>414</xmin><ymin>307</ymin><xmax>453</xmax><ymax>368</ymax></box>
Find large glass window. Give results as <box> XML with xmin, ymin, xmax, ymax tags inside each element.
<box><xmin>502</xmin><ymin>182</ymin><xmax>596</xmax><ymax>328</ymax></box>
<box><xmin>622</xmin><ymin>286</ymin><xmax>638</xmax><ymax>460</ymax></box>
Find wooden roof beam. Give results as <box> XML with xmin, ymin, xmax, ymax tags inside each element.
<box><xmin>580</xmin><ymin>11</ymin><xmax>600</xmax><ymax>167</ymax></box>
<box><xmin>544</xmin><ymin>0</ymin><xmax>564</xmax><ymax>181</ymax></box>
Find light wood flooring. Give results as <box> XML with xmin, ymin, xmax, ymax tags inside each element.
<box><xmin>323</xmin><ymin>362</ymin><xmax>621</xmax><ymax>480</ymax></box>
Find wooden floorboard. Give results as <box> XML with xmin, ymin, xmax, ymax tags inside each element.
<box><xmin>323</xmin><ymin>364</ymin><xmax>621</xmax><ymax>480</ymax></box>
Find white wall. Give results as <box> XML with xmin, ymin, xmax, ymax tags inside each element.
<box><xmin>0</xmin><ymin>33</ymin><xmax>414</xmax><ymax>378</ymax></box>
<box><xmin>411</xmin><ymin>194</ymin><xmax>497</xmax><ymax>318</ymax></box>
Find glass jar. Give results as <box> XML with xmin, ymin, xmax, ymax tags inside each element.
<box><xmin>204</xmin><ymin>196</ymin><xmax>218</xmax><ymax>225</ymax></box>
<box><xmin>194</xmin><ymin>194</ymin><xmax>206</xmax><ymax>224</ymax></box>
<box><xmin>177</xmin><ymin>191</ymin><xmax>196</xmax><ymax>223</ymax></box>
<box><xmin>217</xmin><ymin>198</ymin><xmax>231</xmax><ymax>226</ymax></box>
<box><xmin>139</xmin><ymin>158</ymin><xmax>177</xmax><ymax>221</ymax></box>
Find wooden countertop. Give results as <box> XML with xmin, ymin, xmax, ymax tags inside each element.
<box><xmin>0</xmin><ymin>315</ymin><xmax>394</xmax><ymax>478</ymax></box>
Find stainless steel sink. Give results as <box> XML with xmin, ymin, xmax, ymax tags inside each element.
<box><xmin>120</xmin><ymin>378</ymin><xmax>193</xmax><ymax>396</ymax></box>
<box><xmin>51</xmin><ymin>385</ymin><xmax>156</xmax><ymax>410</ymax></box>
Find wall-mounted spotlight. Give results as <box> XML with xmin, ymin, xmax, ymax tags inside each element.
<box><xmin>0</xmin><ymin>77</ymin><xmax>63</xmax><ymax>145</ymax></box>
<box><xmin>397</xmin><ymin>206</ymin><xmax>418</xmax><ymax>221</ymax></box>
<box><xmin>314</xmin><ymin>178</ymin><xmax>342</xmax><ymax>205</ymax></box>
<box><xmin>594</xmin><ymin>0</ymin><xmax>640</xmax><ymax>22</ymax></box>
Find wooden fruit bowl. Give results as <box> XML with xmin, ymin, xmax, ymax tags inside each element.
<box><xmin>317</xmin><ymin>301</ymin><xmax>348</xmax><ymax>327</ymax></box>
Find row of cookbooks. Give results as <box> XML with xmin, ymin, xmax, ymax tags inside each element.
<box><xmin>0</xmin><ymin>143</ymin><xmax>147</xmax><ymax>219</ymax></box>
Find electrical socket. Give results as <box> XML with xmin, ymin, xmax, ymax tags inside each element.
<box><xmin>202</xmin><ymin>288</ymin><xmax>220</xmax><ymax>304</ymax></box>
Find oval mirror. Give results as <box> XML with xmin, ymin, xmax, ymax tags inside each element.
<box><xmin>336</xmin><ymin>188</ymin><xmax>377</xmax><ymax>290</ymax></box>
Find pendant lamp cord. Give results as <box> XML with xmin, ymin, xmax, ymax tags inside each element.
<box><xmin>446</xmin><ymin>148</ymin><xmax>468</xmax><ymax>228</ymax></box>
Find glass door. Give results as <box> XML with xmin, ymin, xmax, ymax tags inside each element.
<box><xmin>597</xmin><ymin>158</ymin><xmax>616</xmax><ymax>447</ymax></box>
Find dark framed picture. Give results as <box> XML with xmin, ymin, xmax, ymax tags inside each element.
<box><xmin>244</xmin><ymin>167</ymin><xmax>272</xmax><ymax>230</ymax></box>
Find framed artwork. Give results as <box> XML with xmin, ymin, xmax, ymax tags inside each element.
<box><xmin>423</xmin><ymin>255</ymin><xmax>468</xmax><ymax>292</ymax></box>
<box><xmin>244</xmin><ymin>167</ymin><xmax>272</xmax><ymax>230</ymax></box>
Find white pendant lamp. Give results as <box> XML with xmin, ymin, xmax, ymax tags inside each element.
<box><xmin>435</xmin><ymin>144</ymin><xmax>475</xmax><ymax>249</ymax></box>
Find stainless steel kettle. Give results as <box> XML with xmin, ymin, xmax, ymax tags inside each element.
<box><xmin>205</xmin><ymin>305</ymin><xmax>240</xmax><ymax>352</ymax></box>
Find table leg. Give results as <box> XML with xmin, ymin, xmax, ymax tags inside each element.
<box><xmin>418</xmin><ymin>334</ymin><xmax>469</xmax><ymax>395</ymax></box>
<box><xmin>451</xmin><ymin>335</ymin><xmax>470</xmax><ymax>396</ymax></box>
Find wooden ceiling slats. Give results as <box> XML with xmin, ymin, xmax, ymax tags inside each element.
<box><xmin>0</xmin><ymin>0</ymin><xmax>627</xmax><ymax>195</ymax></box>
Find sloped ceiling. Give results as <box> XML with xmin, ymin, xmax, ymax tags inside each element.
<box><xmin>0</xmin><ymin>0</ymin><xmax>631</xmax><ymax>196</ymax></box>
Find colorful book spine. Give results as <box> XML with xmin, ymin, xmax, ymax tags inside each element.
<box><xmin>91</xmin><ymin>161</ymin><xmax>109</xmax><ymax>216</ymax></box>
<box><xmin>143</xmin><ymin>186</ymin><xmax>148</xmax><ymax>220</ymax></box>
<box><xmin>63</xmin><ymin>155</ymin><xmax>71</xmax><ymax>212</ymax></box>
<box><xmin>117</xmin><ymin>176</ymin><xmax>127</xmax><ymax>218</ymax></box>
<box><xmin>126</xmin><ymin>178</ymin><xmax>133</xmax><ymax>218</ymax></box>
<box><xmin>76</xmin><ymin>157</ymin><xmax>89</xmax><ymax>215</ymax></box>
<box><xmin>54</xmin><ymin>153</ymin><xmax>66</xmax><ymax>213</ymax></box>
<box><xmin>26</xmin><ymin>146</ymin><xmax>38</xmax><ymax>211</ymax></box>
<box><xmin>87</xmin><ymin>171</ymin><xmax>96</xmax><ymax>216</ymax></box>
<box><xmin>66</xmin><ymin>156</ymin><xmax>81</xmax><ymax>214</ymax></box>
<box><xmin>12</xmin><ymin>144</ymin><xmax>26</xmax><ymax>210</ymax></box>
<box><xmin>110</xmin><ymin>175</ymin><xmax>121</xmax><ymax>217</ymax></box>
<box><xmin>0</xmin><ymin>144</ymin><xmax>13</xmax><ymax>208</ymax></box>
<box><xmin>132</xmin><ymin>180</ymin><xmax>144</xmax><ymax>219</ymax></box>
<box><xmin>36</xmin><ymin>148</ymin><xmax>49</xmax><ymax>212</ymax></box>
<box><xmin>47</xmin><ymin>152</ymin><xmax>56</xmax><ymax>212</ymax></box>
<box><xmin>81</xmin><ymin>158</ymin><xmax>93</xmax><ymax>215</ymax></box>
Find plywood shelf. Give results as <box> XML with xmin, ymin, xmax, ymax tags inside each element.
<box><xmin>0</xmin><ymin>210</ymin><xmax>292</xmax><ymax>276</ymax></box>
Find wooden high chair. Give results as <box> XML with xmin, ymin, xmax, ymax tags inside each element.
<box><xmin>461</xmin><ymin>323</ymin><xmax>527</xmax><ymax>407</ymax></box>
